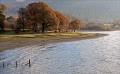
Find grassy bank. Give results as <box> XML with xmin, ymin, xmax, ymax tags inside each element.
<box><xmin>0</xmin><ymin>32</ymin><xmax>97</xmax><ymax>38</ymax></box>
<box><xmin>0</xmin><ymin>32</ymin><xmax>102</xmax><ymax>52</ymax></box>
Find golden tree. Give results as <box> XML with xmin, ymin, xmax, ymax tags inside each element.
<box><xmin>55</xmin><ymin>10</ymin><xmax>70</xmax><ymax>32</ymax></box>
<box><xmin>26</xmin><ymin>2</ymin><xmax>59</xmax><ymax>33</ymax></box>
<box><xmin>69</xmin><ymin>19</ymin><xmax>82</xmax><ymax>32</ymax></box>
<box><xmin>0</xmin><ymin>4</ymin><xmax>8</xmax><ymax>13</ymax></box>
<box><xmin>26</xmin><ymin>2</ymin><xmax>42</xmax><ymax>32</ymax></box>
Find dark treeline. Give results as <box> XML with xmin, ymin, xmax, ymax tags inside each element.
<box><xmin>0</xmin><ymin>4</ymin><xmax>7</xmax><ymax>33</ymax></box>
<box><xmin>0</xmin><ymin>2</ymin><xmax>82</xmax><ymax>34</ymax></box>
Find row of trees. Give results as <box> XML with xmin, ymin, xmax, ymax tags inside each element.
<box><xmin>82</xmin><ymin>22</ymin><xmax>114</xmax><ymax>31</ymax></box>
<box><xmin>16</xmin><ymin>2</ymin><xmax>82</xmax><ymax>33</ymax></box>
<box><xmin>0</xmin><ymin>2</ymin><xmax>82</xmax><ymax>34</ymax></box>
<box><xmin>113</xmin><ymin>20</ymin><xmax>120</xmax><ymax>28</ymax></box>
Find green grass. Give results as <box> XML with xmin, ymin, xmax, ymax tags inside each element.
<box><xmin>0</xmin><ymin>32</ymin><xmax>99</xmax><ymax>52</ymax></box>
<box><xmin>0</xmin><ymin>32</ymin><xmax>98</xmax><ymax>39</ymax></box>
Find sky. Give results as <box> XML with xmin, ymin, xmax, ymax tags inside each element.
<box><xmin>0</xmin><ymin>0</ymin><xmax>120</xmax><ymax>23</ymax></box>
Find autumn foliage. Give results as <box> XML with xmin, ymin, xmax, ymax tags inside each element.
<box><xmin>16</xmin><ymin>2</ymin><xmax>82</xmax><ymax>33</ymax></box>
<box><xmin>0</xmin><ymin>4</ymin><xmax>8</xmax><ymax>13</ymax></box>
<box><xmin>55</xmin><ymin>11</ymin><xmax>70</xmax><ymax>32</ymax></box>
<box><xmin>0</xmin><ymin>2</ymin><xmax>82</xmax><ymax>33</ymax></box>
<box><xmin>69</xmin><ymin>19</ymin><xmax>82</xmax><ymax>32</ymax></box>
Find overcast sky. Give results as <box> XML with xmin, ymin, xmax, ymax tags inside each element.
<box><xmin>0</xmin><ymin>0</ymin><xmax>120</xmax><ymax>23</ymax></box>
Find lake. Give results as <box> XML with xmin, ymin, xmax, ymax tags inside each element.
<box><xmin>0</xmin><ymin>31</ymin><xmax>120</xmax><ymax>74</ymax></box>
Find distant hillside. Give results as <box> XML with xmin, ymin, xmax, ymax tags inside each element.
<box><xmin>1</xmin><ymin>0</ymin><xmax>40</xmax><ymax>17</ymax></box>
<box><xmin>1</xmin><ymin>0</ymin><xmax>120</xmax><ymax>23</ymax></box>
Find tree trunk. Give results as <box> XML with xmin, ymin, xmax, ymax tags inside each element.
<box><xmin>58</xmin><ymin>28</ymin><xmax>61</xmax><ymax>33</ymax></box>
<box><xmin>33</xmin><ymin>22</ymin><xmax>37</xmax><ymax>32</ymax></box>
<box><xmin>42</xmin><ymin>22</ymin><xmax>45</xmax><ymax>33</ymax></box>
<box><xmin>22</xmin><ymin>24</ymin><xmax>25</xmax><ymax>32</ymax></box>
<box><xmin>74</xmin><ymin>29</ymin><xmax>75</xmax><ymax>32</ymax></box>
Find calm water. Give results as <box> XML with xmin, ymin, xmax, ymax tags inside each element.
<box><xmin>0</xmin><ymin>31</ymin><xmax>120</xmax><ymax>74</ymax></box>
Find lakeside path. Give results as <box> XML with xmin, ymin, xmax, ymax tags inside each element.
<box><xmin>0</xmin><ymin>32</ymin><xmax>106</xmax><ymax>52</ymax></box>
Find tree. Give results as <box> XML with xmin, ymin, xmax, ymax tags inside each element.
<box><xmin>17</xmin><ymin>8</ymin><xmax>27</xmax><ymax>32</ymax></box>
<box><xmin>55</xmin><ymin>10</ymin><xmax>70</xmax><ymax>32</ymax></box>
<box><xmin>113</xmin><ymin>20</ymin><xmax>120</xmax><ymax>27</ymax></box>
<box><xmin>39</xmin><ymin>2</ymin><xmax>59</xmax><ymax>33</ymax></box>
<box><xmin>0</xmin><ymin>14</ymin><xmax>5</xmax><ymax>33</ymax></box>
<box><xmin>0</xmin><ymin>4</ymin><xmax>8</xmax><ymax>11</ymax></box>
<box><xmin>0</xmin><ymin>10</ymin><xmax>2</xmax><ymax>14</ymax></box>
<box><xmin>26</xmin><ymin>2</ymin><xmax>41</xmax><ymax>32</ymax></box>
<box><xmin>0</xmin><ymin>4</ymin><xmax>7</xmax><ymax>33</ymax></box>
<box><xmin>6</xmin><ymin>16</ymin><xmax>16</xmax><ymax>29</ymax></box>
<box><xmin>69</xmin><ymin>19</ymin><xmax>82</xmax><ymax>32</ymax></box>
<box><xmin>26</xmin><ymin>2</ymin><xmax>59</xmax><ymax>33</ymax></box>
<box><xmin>14</xmin><ymin>18</ymin><xmax>21</xmax><ymax>34</ymax></box>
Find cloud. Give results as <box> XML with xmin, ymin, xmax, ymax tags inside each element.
<box><xmin>16</xmin><ymin>0</ymin><xmax>25</xmax><ymax>2</ymax></box>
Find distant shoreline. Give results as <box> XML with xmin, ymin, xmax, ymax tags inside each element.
<box><xmin>0</xmin><ymin>32</ymin><xmax>107</xmax><ymax>52</ymax></box>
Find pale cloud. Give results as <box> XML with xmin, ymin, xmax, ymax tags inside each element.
<box><xmin>16</xmin><ymin>0</ymin><xmax>25</xmax><ymax>2</ymax></box>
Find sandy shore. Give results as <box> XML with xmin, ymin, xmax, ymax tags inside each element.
<box><xmin>0</xmin><ymin>33</ymin><xmax>107</xmax><ymax>52</ymax></box>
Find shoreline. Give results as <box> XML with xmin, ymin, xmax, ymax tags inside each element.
<box><xmin>0</xmin><ymin>33</ymin><xmax>107</xmax><ymax>52</ymax></box>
